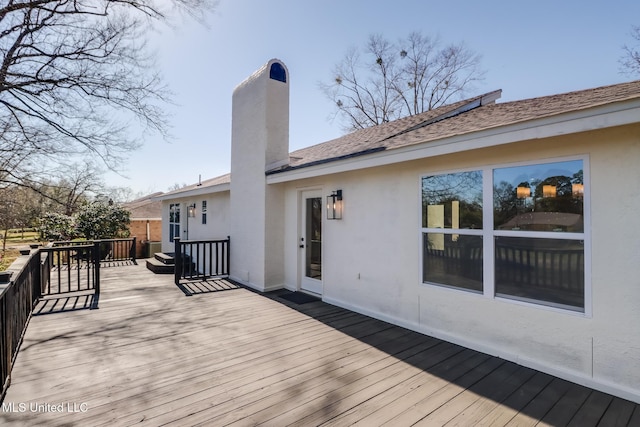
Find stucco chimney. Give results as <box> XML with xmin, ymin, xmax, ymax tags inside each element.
<box><xmin>229</xmin><ymin>59</ymin><xmax>289</xmax><ymax>291</ymax></box>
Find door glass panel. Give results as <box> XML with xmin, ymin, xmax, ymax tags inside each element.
<box><xmin>305</xmin><ymin>197</ymin><xmax>322</xmax><ymax>280</ymax></box>
<box><xmin>169</xmin><ymin>203</ymin><xmax>181</xmax><ymax>242</ymax></box>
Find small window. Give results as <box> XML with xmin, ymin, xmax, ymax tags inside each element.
<box><xmin>202</xmin><ymin>200</ymin><xmax>207</xmax><ymax>225</ymax></box>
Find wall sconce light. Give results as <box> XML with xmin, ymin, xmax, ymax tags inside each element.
<box><xmin>572</xmin><ymin>183</ymin><xmax>584</xmax><ymax>198</ymax></box>
<box><xmin>327</xmin><ymin>190</ymin><xmax>343</xmax><ymax>220</ymax></box>
<box><xmin>187</xmin><ymin>203</ymin><xmax>196</xmax><ymax>217</ymax></box>
<box><xmin>516</xmin><ymin>186</ymin><xmax>531</xmax><ymax>199</ymax></box>
<box><xmin>542</xmin><ymin>185</ymin><xmax>557</xmax><ymax>198</ymax></box>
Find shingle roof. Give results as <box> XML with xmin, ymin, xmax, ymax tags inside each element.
<box><xmin>122</xmin><ymin>192</ymin><xmax>164</xmax><ymax>219</ymax></box>
<box><xmin>270</xmin><ymin>80</ymin><xmax>640</xmax><ymax>174</ymax></box>
<box><xmin>161</xmin><ymin>79</ymin><xmax>640</xmax><ymax>195</ymax></box>
<box><xmin>158</xmin><ymin>173</ymin><xmax>231</xmax><ymax>198</ymax></box>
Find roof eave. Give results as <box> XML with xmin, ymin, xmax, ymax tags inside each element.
<box><xmin>153</xmin><ymin>183</ymin><xmax>231</xmax><ymax>200</ymax></box>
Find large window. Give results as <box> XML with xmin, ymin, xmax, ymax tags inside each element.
<box><xmin>421</xmin><ymin>159</ymin><xmax>587</xmax><ymax>312</ymax></box>
<box><xmin>422</xmin><ymin>171</ymin><xmax>484</xmax><ymax>292</ymax></box>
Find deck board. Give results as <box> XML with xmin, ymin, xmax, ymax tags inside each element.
<box><xmin>475</xmin><ymin>371</ymin><xmax>555</xmax><ymax>426</ymax></box>
<box><xmin>0</xmin><ymin>263</ymin><xmax>638</xmax><ymax>426</ymax></box>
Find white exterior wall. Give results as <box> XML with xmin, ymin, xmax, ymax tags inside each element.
<box><xmin>280</xmin><ymin>123</ymin><xmax>640</xmax><ymax>403</ymax></box>
<box><xmin>160</xmin><ymin>192</ymin><xmax>230</xmax><ymax>253</ymax></box>
<box><xmin>229</xmin><ymin>59</ymin><xmax>288</xmax><ymax>291</ymax></box>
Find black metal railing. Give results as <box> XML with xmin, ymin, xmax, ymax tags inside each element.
<box><xmin>1</xmin><ymin>237</ymin><xmax>137</xmax><ymax>402</ymax></box>
<box><xmin>0</xmin><ymin>252</ymin><xmax>42</xmax><ymax>402</ymax></box>
<box><xmin>40</xmin><ymin>242</ymin><xmax>100</xmax><ymax>296</ymax></box>
<box><xmin>52</xmin><ymin>237</ymin><xmax>136</xmax><ymax>264</ymax></box>
<box><xmin>174</xmin><ymin>237</ymin><xmax>230</xmax><ymax>285</ymax></box>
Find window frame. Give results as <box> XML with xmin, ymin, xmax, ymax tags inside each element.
<box><xmin>420</xmin><ymin>168</ymin><xmax>485</xmax><ymax>293</ymax></box>
<box><xmin>420</xmin><ymin>155</ymin><xmax>591</xmax><ymax>316</ymax></box>
<box><xmin>169</xmin><ymin>203</ymin><xmax>181</xmax><ymax>243</ymax></box>
<box><xmin>202</xmin><ymin>200</ymin><xmax>207</xmax><ymax>225</ymax></box>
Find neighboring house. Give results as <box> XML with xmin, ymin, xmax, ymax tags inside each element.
<box><xmin>122</xmin><ymin>192</ymin><xmax>164</xmax><ymax>257</ymax></box>
<box><xmin>159</xmin><ymin>59</ymin><xmax>640</xmax><ymax>403</ymax></box>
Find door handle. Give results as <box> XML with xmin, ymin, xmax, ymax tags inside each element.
<box><xmin>299</xmin><ymin>245</ymin><xmax>304</xmax><ymax>248</ymax></box>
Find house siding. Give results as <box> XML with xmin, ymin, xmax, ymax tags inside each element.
<box><xmin>160</xmin><ymin>192</ymin><xmax>230</xmax><ymax>253</ymax></box>
<box><xmin>281</xmin><ymin>123</ymin><xmax>640</xmax><ymax>402</ymax></box>
<box><xmin>155</xmin><ymin>60</ymin><xmax>640</xmax><ymax>403</ymax></box>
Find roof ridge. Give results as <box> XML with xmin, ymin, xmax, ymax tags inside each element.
<box><xmin>499</xmin><ymin>79</ymin><xmax>640</xmax><ymax>106</ymax></box>
<box><xmin>381</xmin><ymin>89</ymin><xmax>502</xmax><ymax>142</ymax></box>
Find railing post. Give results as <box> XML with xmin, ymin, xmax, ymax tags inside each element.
<box><xmin>226</xmin><ymin>236</ymin><xmax>230</xmax><ymax>276</ymax></box>
<box><xmin>174</xmin><ymin>237</ymin><xmax>182</xmax><ymax>286</ymax></box>
<box><xmin>33</xmin><ymin>249</ymin><xmax>42</xmax><ymax>301</ymax></box>
<box><xmin>93</xmin><ymin>240</ymin><xmax>101</xmax><ymax>294</ymax></box>
<box><xmin>130</xmin><ymin>237</ymin><xmax>137</xmax><ymax>263</ymax></box>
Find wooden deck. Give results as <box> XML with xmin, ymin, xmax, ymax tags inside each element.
<box><xmin>1</xmin><ymin>263</ymin><xmax>638</xmax><ymax>426</ymax></box>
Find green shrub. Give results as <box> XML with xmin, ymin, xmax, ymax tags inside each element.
<box><xmin>38</xmin><ymin>212</ymin><xmax>77</xmax><ymax>241</ymax></box>
<box><xmin>74</xmin><ymin>202</ymin><xmax>130</xmax><ymax>240</ymax></box>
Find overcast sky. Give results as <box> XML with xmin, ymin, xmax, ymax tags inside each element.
<box><xmin>105</xmin><ymin>0</ymin><xmax>640</xmax><ymax>196</ymax></box>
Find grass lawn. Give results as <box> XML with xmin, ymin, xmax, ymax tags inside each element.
<box><xmin>1</xmin><ymin>229</ymin><xmax>42</xmax><ymax>271</ymax></box>
<box><xmin>3</xmin><ymin>229</ymin><xmax>39</xmax><ymax>243</ymax></box>
<box><xmin>0</xmin><ymin>249</ymin><xmax>21</xmax><ymax>271</ymax></box>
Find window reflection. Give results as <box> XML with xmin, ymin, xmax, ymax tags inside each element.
<box><xmin>494</xmin><ymin>160</ymin><xmax>583</xmax><ymax>232</ymax></box>
<box><xmin>305</xmin><ymin>197</ymin><xmax>322</xmax><ymax>280</ymax></box>
<box><xmin>495</xmin><ymin>236</ymin><xmax>584</xmax><ymax>311</ymax></box>
<box><xmin>423</xmin><ymin>233</ymin><xmax>483</xmax><ymax>292</ymax></box>
<box><xmin>422</xmin><ymin>171</ymin><xmax>483</xmax><ymax>229</ymax></box>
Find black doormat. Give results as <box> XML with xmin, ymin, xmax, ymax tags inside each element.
<box><xmin>279</xmin><ymin>291</ymin><xmax>320</xmax><ymax>305</ymax></box>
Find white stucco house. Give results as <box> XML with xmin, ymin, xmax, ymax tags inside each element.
<box><xmin>155</xmin><ymin>59</ymin><xmax>640</xmax><ymax>403</ymax></box>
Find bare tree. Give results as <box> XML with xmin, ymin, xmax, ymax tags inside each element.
<box><xmin>167</xmin><ymin>182</ymin><xmax>188</xmax><ymax>191</ymax></box>
<box><xmin>322</xmin><ymin>32</ymin><xmax>485</xmax><ymax>131</ymax></box>
<box><xmin>47</xmin><ymin>162</ymin><xmax>109</xmax><ymax>215</ymax></box>
<box><xmin>0</xmin><ymin>185</ymin><xmax>37</xmax><ymax>250</ymax></box>
<box><xmin>22</xmin><ymin>161</ymin><xmax>134</xmax><ymax>218</ymax></box>
<box><xmin>0</xmin><ymin>0</ymin><xmax>216</xmax><ymax>191</ymax></box>
<box><xmin>621</xmin><ymin>25</ymin><xmax>640</xmax><ymax>76</ymax></box>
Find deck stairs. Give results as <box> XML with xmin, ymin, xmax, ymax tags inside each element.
<box><xmin>146</xmin><ymin>252</ymin><xmax>196</xmax><ymax>275</ymax></box>
<box><xmin>146</xmin><ymin>252</ymin><xmax>176</xmax><ymax>274</ymax></box>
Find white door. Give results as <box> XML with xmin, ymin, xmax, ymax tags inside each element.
<box><xmin>300</xmin><ymin>190</ymin><xmax>323</xmax><ymax>295</ymax></box>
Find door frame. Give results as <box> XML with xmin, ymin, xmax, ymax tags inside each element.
<box><xmin>169</xmin><ymin>203</ymin><xmax>181</xmax><ymax>242</ymax></box>
<box><xmin>298</xmin><ymin>188</ymin><xmax>323</xmax><ymax>296</ymax></box>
